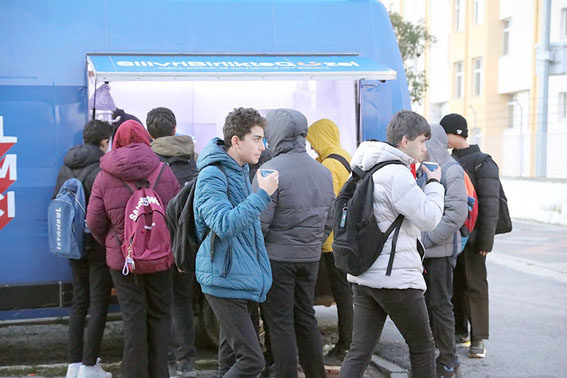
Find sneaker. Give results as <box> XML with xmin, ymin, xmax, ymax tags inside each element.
<box><xmin>324</xmin><ymin>345</ymin><xmax>348</xmax><ymax>366</ymax></box>
<box><xmin>66</xmin><ymin>362</ymin><xmax>81</xmax><ymax>378</ymax></box>
<box><xmin>168</xmin><ymin>360</ymin><xmax>177</xmax><ymax>378</ymax></box>
<box><xmin>436</xmin><ymin>362</ymin><xmax>459</xmax><ymax>378</ymax></box>
<box><xmin>77</xmin><ymin>358</ymin><xmax>112</xmax><ymax>378</ymax></box>
<box><xmin>469</xmin><ymin>340</ymin><xmax>486</xmax><ymax>358</ymax></box>
<box><xmin>176</xmin><ymin>358</ymin><xmax>197</xmax><ymax>378</ymax></box>
<box><xmin>455</xmin><ymin>333</ymin><xmax>471</xmax><ymax>348</ymax></box>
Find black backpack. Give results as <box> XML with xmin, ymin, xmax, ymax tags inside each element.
<box><xmin>165</xmin><ymin>164</ymin><xmax>227</xmax><ymax>272</ymax></box>
<box><xmin>332</xmin><ymin>160</ymin><xmax>405</xmax><ymax>276</ymax></box>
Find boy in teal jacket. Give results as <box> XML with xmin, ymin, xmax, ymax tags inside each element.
<box><xmin>194</xmin><ymin>107</ymin><xmax>278</xmax><ymax>378</ymax></box>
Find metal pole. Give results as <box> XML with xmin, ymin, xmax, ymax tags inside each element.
<box><xmin>536</xmin><ymin>0</ymin><xmax>551</xmax><ymax>177</ymax></box>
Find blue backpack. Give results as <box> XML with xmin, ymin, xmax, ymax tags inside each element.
<box><xmin>48</xmin><ymin>177</ymin><xmax>88</xmax><ymax>259</ymax></box>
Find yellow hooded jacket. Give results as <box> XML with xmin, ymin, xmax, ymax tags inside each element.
<box><xmin>306</xmin><ymin>119</ymin><xmax>352</xmax><ymax>253</ymax></box>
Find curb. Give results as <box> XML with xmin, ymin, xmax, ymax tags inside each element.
<box><xmin>369</xmin><ymin>355</ymin><xmax>410</xmax><ymax>378</ymax></box>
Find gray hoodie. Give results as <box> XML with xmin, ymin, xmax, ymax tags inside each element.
<box><xmin>253</xmin><ymin>109</ymin><xmax>335</xmax><ymax>262</ymax></box>
<box><xmin>420</xmin><ymin>124</ymin><xmax>468</xmax><ymax>259</ymax></box>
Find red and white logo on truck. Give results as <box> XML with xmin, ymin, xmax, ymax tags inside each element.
<box><xmin>0</xmin><ymin>116</ymin><xmax>17</xmax><ymax>231</ymax></box>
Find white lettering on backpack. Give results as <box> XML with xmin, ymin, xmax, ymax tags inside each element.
<box><xmin>129</xmin><ymin>195</ymin><xmax>162</xmax><ymax>220</ymax></box>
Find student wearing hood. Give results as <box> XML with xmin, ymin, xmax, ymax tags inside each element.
<box><xmin>253</xmin><ymin>109</ymin><xmax>335</xmax><ymax>378</ymax></box>
<box><xmin>417</xmin><ymin>124</ymin><xmax>468</xmax><ymax>377</ymax></box>
<box><xmin>87</xmin><ymin>120</ymin><xmax>180</xmax><ymax>378</ymax></box>
<box><xmin>306</xmin><ymin>118</ymin><xmax>354</xmax><ymax>365</ymax></box>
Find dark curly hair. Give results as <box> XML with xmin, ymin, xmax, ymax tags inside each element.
<box><xmin>146</xmin><ymin>107</ymin><xmax>176</xmax><ymax>139</ymax></box>
<box><xmin>223</xmin><ymin>107</ymin><xmax>267</xmax><ymax>147</ymax></box>
<box><xmin>83</xmin><ymin>119</ymin><xmax>112</xmax><ymax>146</ymax></box>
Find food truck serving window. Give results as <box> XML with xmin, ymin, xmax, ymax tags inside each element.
<box><xmin>87</xmin><ymin>54</ymin><xmax>397</xmax><ymax>82</ymax></box>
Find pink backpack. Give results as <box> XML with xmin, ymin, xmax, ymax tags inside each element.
<box><xmin>121</xmin><ymin>163</ymin><xmax>173</xmax><ymax>275</ymax></box>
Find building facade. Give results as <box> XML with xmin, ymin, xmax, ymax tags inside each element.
<box><xmin>383</xmin><ymin>0</ymin><xmax>567</xmax><ymax>178</ymax></box>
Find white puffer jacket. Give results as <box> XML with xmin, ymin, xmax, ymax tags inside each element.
<box><xmin>346</xmin><ymin>141</ymin><xmax>444</xmax><ymax>291</ymax></box>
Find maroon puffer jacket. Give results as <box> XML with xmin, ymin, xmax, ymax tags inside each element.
<box><xmin>87</xmin><ymin>143</ymin><xmax>180</xmax><ymax>271</ymax></box>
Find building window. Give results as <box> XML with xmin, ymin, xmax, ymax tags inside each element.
<box><xmin>502</xmin><ymin>19</ymin><xmax>510</xmax><ymax>55</ymax></box>
<box><xmin>455</xmin><ymin>0</ymin><xmax>464</xmax><ymax>31</ymax></box>
<box><xmin>474</xmin><ymin>0</ymin><xmax>484</xmax><ymax>24</ymax></box>
<box><xmin>561</xmin><ymin>8</ymin><xmax>567</xmax><ymax>39</ymax></box>
<box><xmin>560</xmin><ymin>92</ymin><xmax>567</xmax><ymax>120</ymax></box>
<box><xmin>472</xmin><ymin>58</ymin><xmax>483</xmax><ymax>96</ymax></box>
<box><xmin>454</xmin><ymin>61</ymin><xmax>464</xmax><ymax>98</ymax></box>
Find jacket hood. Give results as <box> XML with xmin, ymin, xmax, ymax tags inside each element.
<box><xmin>424</xmin><ymin>124</ymin><xmax>451</xmax><ymax>166</ymax></box>
<box><xmin>112</xmin><ymin>120</ymin><xmax>151</xmax><ymax>150</ymax></box>
<box><xmin>151</xmin><ymin>135</ymin><xmax>195</xmax><ymax>158</ymax></box>
<box><xmin>265</xmin><ymin>109</ymin><xmax>307</xmax><ymax>156</ymax></box>
<box><xmin>63</xmin><ymin>143</ymin><xmax>104</xmax><ymax>169</ymax></box>
<box><xmin>196</xmin><ymin>137</ymin><xmax>246</xmax><ymax>174</ymax></box>
<box><xmin>351</xmin><ymin>141</ymin><xmax>413</xmax><ymax>171</ymax></box>
<box><xmin>100</xmin><ymin>143</ymin><xmax>160</xmax><ymax>181</ymax></box>
<box><xmin>306</xmin><ymin>119</ymin><xmax>341</xmax><ymax>159</ymax></box>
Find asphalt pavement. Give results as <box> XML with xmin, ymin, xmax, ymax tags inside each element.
<box><xmin>373</xmin><ymin>220</ymin><xmax>567</xmax><ymax>377</ymax></box>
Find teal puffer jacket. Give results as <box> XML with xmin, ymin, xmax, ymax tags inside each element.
<box><xmin>194</xmin><ymin>138</ymin><xmax>272</xmax><ymax>302</ymax></box>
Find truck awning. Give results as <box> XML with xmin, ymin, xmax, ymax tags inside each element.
<box><xmin>87</xmin><ymin>54</ymin><xmax>397</xmax><ymax>81</ymax></box>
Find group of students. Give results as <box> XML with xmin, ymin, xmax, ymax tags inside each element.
<box><xmin>55</xmin><ymin>105</ymin><xmax>501</xmax><ymax>378</ymax></box>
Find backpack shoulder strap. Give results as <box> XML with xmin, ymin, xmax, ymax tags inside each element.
<box><xmin>150</xmin><ymin>162</ymin><xmax>167</xmax><ymax>190</ymax></box>
<box><xmin>325</xmin><ymin>154</ymin><xmax>352</xmax><ymax>173</ymax></box>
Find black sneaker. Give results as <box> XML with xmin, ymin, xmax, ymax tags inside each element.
<box><xmin>455</xmin><ymin>333</ymin><xmax>471</xmax><ymax>348</ymax></box>
<box><xmin>176</xmin><ymin>358</ymin><xmax>197</xmax><ymax>378</ymax></box>
<box><xmin>324</xmin><ymin>345</ymin><xmax>348</xmax><ymax>366</ymax></box>
<box><xmin>469</xmin><ymin>340</ymin><xmax>486</xmax><ymax>358</ymax></box>
<box><xmin>436</xmin><ymin>361</ymin><xmax>461</xmax><ymax>378</ymax></box>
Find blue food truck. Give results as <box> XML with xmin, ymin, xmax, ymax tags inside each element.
<box><xmin>0</xmin><ymin>0</ymin><xmax>410</xmax><ymax>328</ymax></box>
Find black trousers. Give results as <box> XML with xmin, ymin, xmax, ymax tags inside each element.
<box><xmin>205</xmin><ymin>294</ymin><xmax>264</xmax><ymax>378</ymax></box>
<box><xmin>169</xmin><ymin>269</ymin><xmax>196</xmax><ymax>362</ymax></box>
<box><xmin>424</xmin><ymin>257</ymin><xmax>458</xmax><ymax>369</ymax></box>
<box><xmin>111</xmin><ymin>269</ymin><xmax>173</xmax><ymax>378</ymax></box>
<box><xmin>321</xmin><ymin>252</ymin><xmax>354</xmax><ymax>349</ymax></box>
<box><xmin>340</xmin><ymin>285</ymin><xmax>435</xmax><ymax>378</ymax></box>
<box><xmin>261</xmin><ymin>260</ymin><xmax>326</xmax><ymax>378</ymax></box>
<box><xmin>68</xmin><ymin>235</ymin><xmax>112</xmax><ymax>365</ymax></box>
<box><xmin>452</xmin><ymin>243</ymin><xmax>489</xmax><ymax>341</ymax></box>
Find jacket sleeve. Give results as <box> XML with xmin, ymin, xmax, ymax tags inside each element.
<box><xmin>474</xmin><ymin>157</ymin><xmax>500</xmax><ymax>252</ymax></box>
<box><xmin>86</xmin><ymin>172</ymin><xmax>110</xmax><ymax>246</ymax></box>
<box><xmin>196</xmin><ymin>166</ymin><xmax>271</xmax><ymax>239</ymax></box>
<box><xmin>391</xmin><ymin>168</ymin><xmax>444</xmax><ymax>231</ymax></box>
<box><xmin>422</xmin><ymin>165</ymin><xmax>468</xmax><ymax>248</ymax></box>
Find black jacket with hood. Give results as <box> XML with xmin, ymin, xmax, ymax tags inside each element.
<box><xmin>52</xmin><ymin>143</ymin><xmax>104</xmax><ymax>202</ymax></box>
<box><xmin>452</xmin><ymin>144</ymin><xmax>500</xmax><ymax>252</ymax></box>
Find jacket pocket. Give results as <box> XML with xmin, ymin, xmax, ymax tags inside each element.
<box><xmin>221</xmin><ymin>245</ymin><xmax>233</xmax><ymax>278</ymax></box>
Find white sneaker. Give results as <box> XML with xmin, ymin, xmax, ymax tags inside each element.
<box><xmin>66</xmin><ymin>362</ymin><xmax>81</xmax><ymax>378</ymax></box>
<box><xmin>77</xmin><ymin>358</ymin><xmax>112</xmax><ymax>378</ymax></box>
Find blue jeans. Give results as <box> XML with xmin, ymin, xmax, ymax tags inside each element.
<box><xmin>340</xmin><ymin>285</ymin><xmax>435</xmax><ymax>378</ymax></box>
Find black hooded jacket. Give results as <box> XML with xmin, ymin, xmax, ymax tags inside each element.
<box><xmin>452</xmin><ymin>144</ymin><xmax>500</xmax><ymax>252</ymax></box>
<box><xmin>52</xmin><ymin>143</ymin><xmax>104</xmax><ymax>202</ymax></box>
